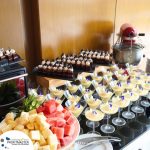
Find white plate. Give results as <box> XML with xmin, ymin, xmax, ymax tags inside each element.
<box><xmin>74</xmin><ymin>134</ymin><xmax>113</xmax><ymax>150</ymax></box>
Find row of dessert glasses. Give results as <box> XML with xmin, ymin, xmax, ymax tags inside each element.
<box><xmin>49</xmin><ymin>64</ymin><xmax>150</xmax><ymax>135</ymax></box>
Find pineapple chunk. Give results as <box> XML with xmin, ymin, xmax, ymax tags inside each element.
<box><xmin>15</xmin><ymin>117</ymin><xmax>28</xmax><ymax>125</ymax></box>
<box><xmin>29</xmin><ymin>109</ymin><xmax>37</xmax><ymax>115</ymax></box>
<box><xmin>30</xmin><ymin>130</ymin><xmax>40</xmax><ymax>141</ymax></box>
<box><xmin>39</xmin><ymin>121</ymin><xmax>50</xmax><ymax>131</ymax></box>
<box><xmin>29</xmin><ymin>114</ymin><xmax>37</xmax><ymax>123</ymax></box>
<box><xmin>5</xmin><ymin>112</ymin><xmax>15</xmax><ymax>121</ymax></box>
<box><xmin>5</xmin><ymin>120</ymin><xmax>16</xmax><ymax>128</ymax></box>
<box><xmin>0</xmin><ymin>120</ymin><xmax>7</xmax><ymax>130</ymax></box>
<box><xmin>33</xmin><ymin>142</ymin><xmax>40</xmax><ymax>150</ymax></box>
<box><xmin>47</xmin><ymin>134</ymin><xmax>58</xmax><ymax>150</ymax></box>
<box><xmin>1</xmin><ymin>124</ymin><xmax>13</xmax><ymax>133</ymax></box>
<box><xmin>26</xmin><ymin>123</ymin><xmax>34</xmax><ymax>130</ymax></box>
<box><xmin>14</xmin><ymin>124</ymin><xmax>24</xmax><ymax>131</ymax></box>
<box><xmin>39</xmin><ymin>134</ymin><xmax>47</xmax><ymax>146</ymax></box>
<box><xmin>42</xmin><ymin>128</ymin><xmax>53</xmax><ymax>139</ymax></box>
<box><xmin>38</xmin><ymin>145</ymin><xmax>51</xmax><ymax>150</ymax></box>
<box><xmin>35</xmin><ymin>113</ymin><xmax>46</xmax><ymax>122</ymax></box>
<box><xmin>20</xmin><ymin>112</ymin><xmax>29</xmax><ymax>121</ymax></box>
<box><xmin>34</xmin><ymin>122</ymin><xmax>40</xmax><ymax>130</ymax></box>
<box><xmin>0</xmin><ymin>130</ymin><xmax>3</xmax><ymax>135</ymax></box>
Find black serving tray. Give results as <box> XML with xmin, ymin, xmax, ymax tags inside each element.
<box><xmin>73</xmin><ymin>65</ymin><xmax>95</xmax><ymax>78</ymax></box>
<box><xmin>32</xmin><ymin>68</ymin><xmax>76</xmax><ymax>81</ymax></box>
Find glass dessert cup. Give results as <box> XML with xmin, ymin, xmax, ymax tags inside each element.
<box><xmin>124</xmin><ymin>81</ymin><xmax>135</xmax><ymax>91</ymax></box>
<box><xmin>67</xmin><ymin>84</ymin><xmax>78</xmax><ymax>94</ymax></box>
<box><xmin>86</xmin><ymin>96</ymin><xmax>102</xmax><ymax>110</ymax></box>
<box><xmin>122</xmin><ymin>92</ymin><xmax>139</xmax><ymax>119</ymax></box>
<box><xmin>100</xmin><ymin>102</ymin><xmax>118</xmax><ymax>133</ymax></box>
<box><xmin>112</xmin><ymin>95</ymin><xmax>130</xmax><ymax>126</ymax></box>
<box><xmin>140</xmin><ymin>92</ymin><xmax>150</xmax><ymax>115</ymax></box>
<box><xmin>131</xmin><ymin>87</ymin><xmax>148</xmax><ymax>114</ymax></box>
<box><xmin>80</xmin><ymin>77</ymin><xmax>92</xmax><ymax>89</ymax></box>
<box><xmin>80</xmin><ymin>86</ymin><xmax>94</xmax><ymax>97</ymax></box>
<box><xmin>112</xmin><ymin>84</ymin><xmax>124</xmax><ymax>96</ymax></box>
<box><xmin>91</xmin><ymin>73</ymin><xmax>103</xmax><ymax>83</ymax></box>
<box><xmin>140</xmin><ymin>83</ymin><xmax>150</xmax><ymax>108</ymax></box>
<box><xmin>98</xmin><ymin>90</ymin><xmax>113</xmax><ymax>103</ymax></box>
<box><xmin>50</xmin><ymin>87</ymin><xmax>64</xmax><ymax>98</ymax></box>
<box><xmin>117</xmin><ymin>74</ymin><xmax>129</xmax><ymax>82</ymax></box>
<box><xmin>84</xmin><ymin>94</ymin><xmax>102</xmax><ymax>117</ymax></box>
<box><xmin>85</xmin><ymin>107</ymin><xmax>104</xmax><ymax>134</ymax></box>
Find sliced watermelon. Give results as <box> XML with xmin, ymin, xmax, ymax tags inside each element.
<box><xmin>55</xmin><ymin>111</ymin><xmax>64</xmax><ymax>119</ymax></box>
<box><xmin>60</xmin><ymin>136</ymin><xmax>73</xmax><ymax>146</ymax></box>
<box><xmin>36</xmin><ymin>106</ymin><xmax>45</xmax><ymax>113</ymax></box>
<box><xmin>44</xmin><ymin>112</ymin><xmax>56</xmax><ymax>118</ymax></box>
<box><xmin>46</xmin><ymin>118</ymin><xmax>56</xmax><ymax>127</ymax></box>
<box><xmin>47</xmin><ymin>117</ymin><xmax>66</xmax><ymax>127</ymax></box>
<box><xmin>55</xmin><ymin>118</ymin><xmax>66</xmax><ymax>127</ymax></box>
<box><xmin>56</xmin><ymin>104</ymin><xmax>64</xmax><ymax>112</ymax></box>
<box><xmin>66</xmin><ymin>115</ymin><xmax>75</xmax><ymax>125</ymax></box>
<box><xmin>64</xmin><ymin>124</ymin><xmax>75</xmax><ymax>136</ymax></box>
<box><xmin>44</xmin><ymin>100</ymin><xmax>57</xmax><ymax>114</ymax></box>
<box><xmin>64</xmin><ymin>110</ymin><xmax>72</xmax><ymax>120</ymax></box>
<box><xmin>62</xmin><ymin>108</ymin><xmax>68</xmax><ymax>113</ymax></box>
<box><xmin>51</xmin><ymin>127</ymin><xmax>64</xmax><ymax>139</ymax></box>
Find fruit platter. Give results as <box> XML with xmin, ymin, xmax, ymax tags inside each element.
<box><xmin>0</xmin><ymin>96</ymin><xmax>80</xmax><ymax>150</ymax></box>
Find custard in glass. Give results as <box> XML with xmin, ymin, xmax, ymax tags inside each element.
<box><xmin>100</xmin><ymin>103</ymin><xmax>118</xmax><ymax>115</ymax></box>
<box><xmin>86</xmin><ymin>96</ymin><xmax>102</xmax><ymax>109</ymax></box>
<box><xmin>68</xmin><ymin>103</ymin><xmax>84</xmax><ymax>118</ymax></box>
<box><xmin>85</xmin><ymin>108</ymin><xmax>104</xmax><ymax>122</ymax></box>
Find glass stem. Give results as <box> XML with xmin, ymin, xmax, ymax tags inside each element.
<box><xmin>93</xmin><ymin>122</ymin><xmax>95</xmax><ymax>132</ymax></box>
<box><xmin>137</xmin><ymin>97</ymin><xmax>141</xmax><ymax>106</ymax></box>
<box><xmin>107</xmin><ymin>115</ymin><xmax>109</xmax><ymax>125</ymax></box>
<box><xmin>128</xmin><ymin>102</ymin><xmax>131</xmax><ymax>112</ymax></box>
<box><xmin>118</xmin><ymin>108</ymin><xmax>121</xmax><ymax>118</ymax></box>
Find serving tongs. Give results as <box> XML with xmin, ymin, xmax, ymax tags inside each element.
<box><xmin>76</xmin><ymin>135</ymin><xmax>121</xmax><ymax>145</ymax></box>
<box><xmin>76</xmin><ymin>135</ymin><xmax>121</xmax><ymax>150</ymax></box>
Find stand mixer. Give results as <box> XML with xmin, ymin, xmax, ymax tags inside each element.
<box><xmin>113</xmin><ymin>23</ymin><xmax>145</xmax><ymax>66</ymax></box>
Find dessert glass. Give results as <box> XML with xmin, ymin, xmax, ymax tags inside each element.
<box><xmin>85</xmin><ymin>107</ymin><xmax>104</xmax><ymax>134</ymax></box>
<box><xmin>100</xmin><ymin>102</ymin><xmax>118</xmax><ymax>133</ymax></box>
<box><xmin>112</xmin><ymin>95</ymin><xmax>130</xmax><ymax>126</ymax></box>
<box><xmin>84</xmin><ymin>94</ymin><xmax>102</xmax><ymax>128</ymax></box>
<box><xmin>122</xmin><ymin>92</ymin><xmax>139</xmax><ymax>119</ymax></box>
<box><xmin>131</xmin><ymin>86</ymin><xmax>148</xmax><ymax>114</ymax></box>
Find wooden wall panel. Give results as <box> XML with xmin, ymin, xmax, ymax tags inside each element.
<box><xmin>38</xmin><ymin>0</ymin><xmax>116</xmax><ymax>59</ymax></box>
<box><xmin>0</xmin><ymin>0</ymin><xmax>25</xmax><ymax>59</ymax></box>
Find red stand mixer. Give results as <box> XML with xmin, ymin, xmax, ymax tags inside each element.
<box><xmin>113</xmin><ymin>23</ymin><xmax>145</xmax><ymax>65</ymax></box>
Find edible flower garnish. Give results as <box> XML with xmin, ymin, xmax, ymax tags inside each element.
<box><xmin>109</xmin><ymin>103</ymin><xmax>112</xmax><ymax>109</ymax></box>
<box><xmin>75</xmin><ymin>103</ymin><xmax>80</xmax><ymax>108</ymax></box>
<box><xmin>120</xmin><ymin>96</ymin><xmax>124</xmax><ymax>101</ymax></box>
<box><xmin>92</xmin><ymin>110</ymin><xmax>97</xmax><ymax>115</ymax></box>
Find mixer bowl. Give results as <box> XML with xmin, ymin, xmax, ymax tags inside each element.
<box><xmin>113</xmin><ymin>43</ymin><xmax>144</xmax><ymax>65</ymax></box>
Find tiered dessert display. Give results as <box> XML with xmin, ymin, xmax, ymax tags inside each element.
<box><xmin>0</xmin><ymin>48</ymin><xmax>20</xmax><ymax>62</ymax></box>
<box><xmin>80</xmin><ymin>49</ymin><xmax>112</xmax><ymax>65</ymax></box>
<box><xmin>0</xmin><ymin>48</ymin><xmax>27</xmax><ymax>118</ymax></box>
<box><xmin>35</xmin><ymin>60</ymin><xmax>74</xmax><ymax>79</ymax></box>
<box><xmin>60</xmin><ymin>54</ymin><xmax>93</xmax><ymax>71</ymax></box>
